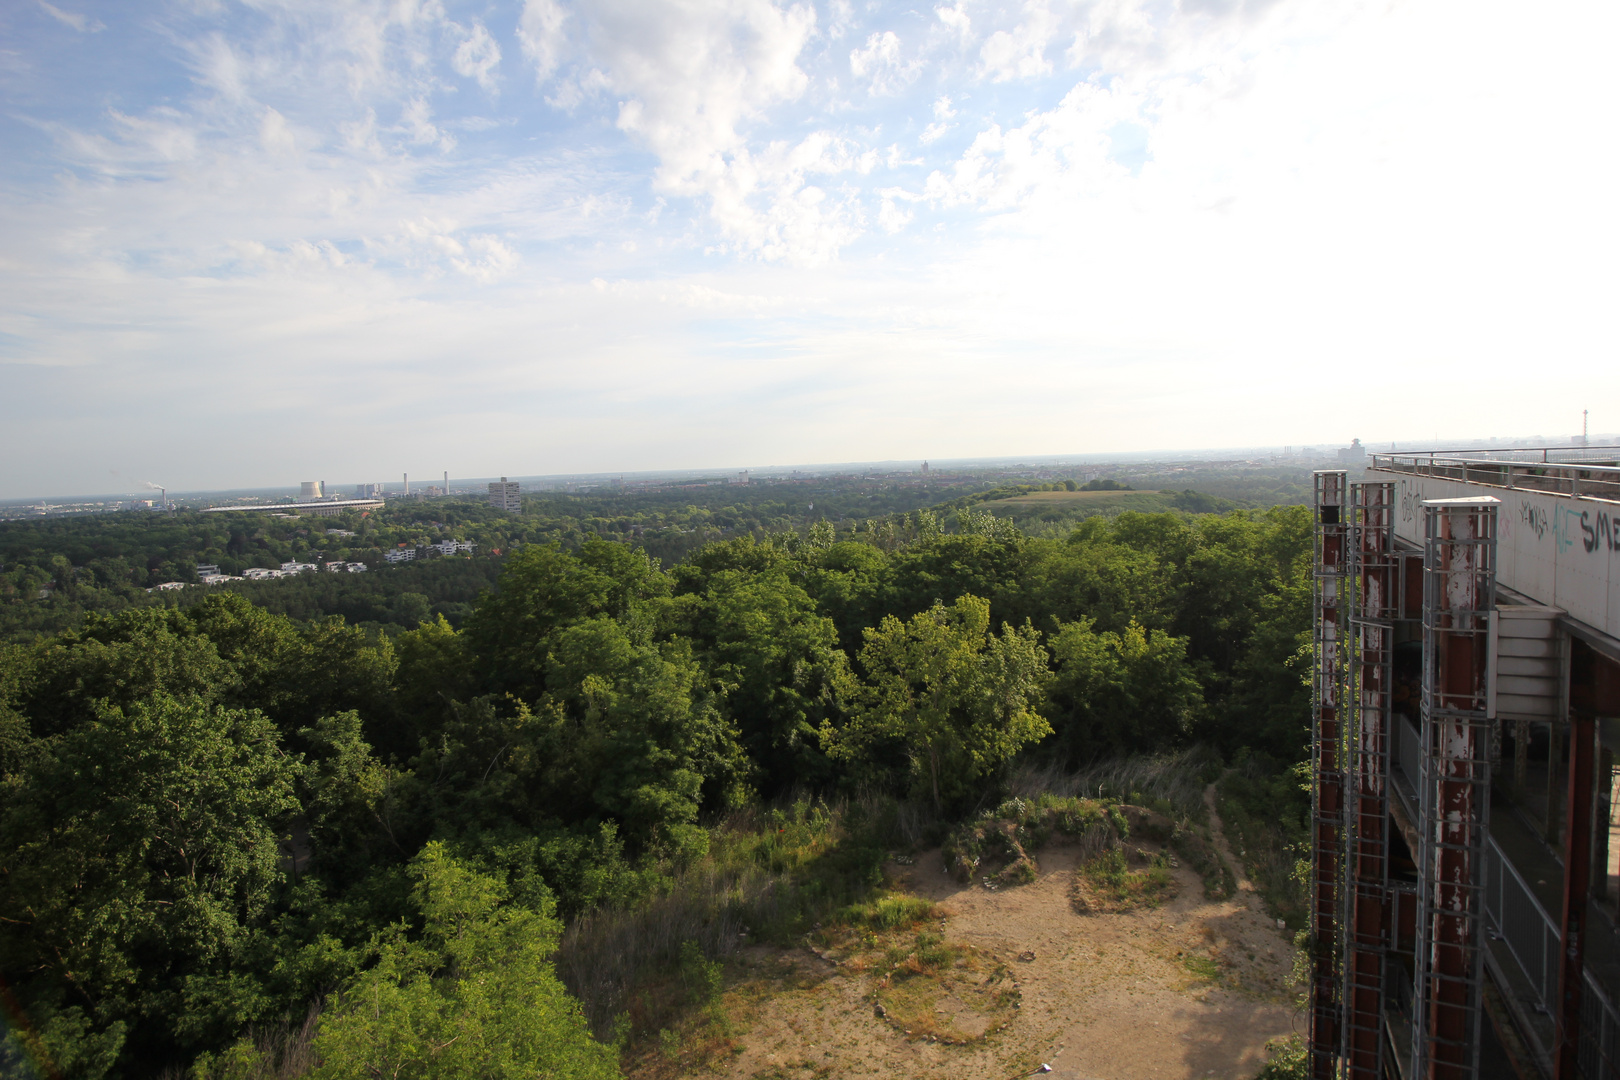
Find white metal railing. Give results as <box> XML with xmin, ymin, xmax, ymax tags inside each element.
<box><xmin>1480</xmin><ymin>819</ymin><xmax>1620</xmax><ymax>1077</ymax></box>
<box><xmin>1482</xmin><ymin>835</ymin><xmax>1560</xmax><ymax>1007</ymax></box>
<box><xmin>1369</xmin><ymin>450</ymin><xmax>1620</xmax><ymax>502</ymax></box>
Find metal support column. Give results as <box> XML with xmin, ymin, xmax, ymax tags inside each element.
<box><xmin>1345</xmin><ymin>481</ymin><xmax>1395</xmax><ymax>1080</ymax></box>
<box><xmin>1553</xmin><ymin>709</ymin><xmax>1595</xmax><ymax>1080</ymax></box>
<box><xmin>1410</xmin><ymin>496</ymin><xmax>1498</xmax><ymax>1080</ymax></box>
<box><xmin>1312</xmin><ymin>470</ymin><xmax>1350</xmax><ymax>1080</ymax></box>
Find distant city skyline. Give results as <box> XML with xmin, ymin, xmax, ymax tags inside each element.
<box><xmin>1</xmin><ymin>0</ymin><xmax>1615</xmax><ymax>500</ymax></box>
<box><xmin>5</xmin><ymin>432</ymin><xmax>1617</xmax><ymax>504</ymax></box>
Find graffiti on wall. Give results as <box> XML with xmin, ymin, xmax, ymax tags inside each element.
<box><xmin>1578</xmin><ymin>508</ymin><xmax>1620</xmax><ymax>554</ymax></box>
<box><xmin>1519</xmin><ymin>500</ymin><xmax>1547</xmax><ymax>541</ymax></box>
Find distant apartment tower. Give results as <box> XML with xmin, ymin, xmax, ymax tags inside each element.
<box><xmin>489</xmin><ymin>477</ymin><xmax>521</xmax><ymax>513</ymax></box>
<box><xmin>355</xmin><ymin>483</ymin><xmax>384</xmax><ymax>498</ymax></box>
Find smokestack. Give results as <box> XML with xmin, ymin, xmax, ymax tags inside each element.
<box><xmin>403</xmin><ymin>473</ymin><xmax>409</xmax><ymax>495</ymax></box>
<box><xmin>443</xmin><ymin>470</ymin><xmax>448</xmax><ymax>494</ymax></box>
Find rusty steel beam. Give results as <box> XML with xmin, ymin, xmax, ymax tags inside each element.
<box><xmin>1553</xmin><ymin>709</ymin><xmax>1595</xmax><ymax>1080</ymax></box>
<box><xmin>1411</xmin><ymin>496</ymin><xmax>1497</xmax><ymax>1080</ymax></box>
<box><xmin>1311</xmin><ymin>470</ymin><xmax>1349</xmax><ymax>1080</ymax></box>
<box><xmin>1344</xmin><ymin>481</ymin><xmax>1395</xmax><ymax>1080</ymax></box>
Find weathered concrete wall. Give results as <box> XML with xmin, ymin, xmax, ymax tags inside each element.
<box><xmin>1369</xmin><ymin>468</ymin><xmax>1620</xmax><ymax>641</ymax></box>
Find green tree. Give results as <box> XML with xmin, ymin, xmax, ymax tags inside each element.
<box><xmin>1046</xmin><ymin>618</ymin><xmax>1204</xmax><ymax>763</ymax></box>
<box><xmin>537</xmin><ymin>617</ymin><xmax>745</xmax><ymax>850</ymax></box>
<box><xmin>391</xmin><ymin>614</ymin><xmax>476</xmax><ymax>754</ymax></box>
<box><xmin>829</xmin><ymin>594</ymin><xmax>1051</xmax><ymax>810</ymax></box>
<box><xmin>465</xmin><ymin>540</ymin><xmax>670</xmax><ymax>700</ymax></box>
<box><xmin>682</xmin><ymin>569</ymin><xmax>857</xmax><ymax>796</ymax></box>
<box><xmin>0</xmin><ymin>695</ymin><xmax>300</xmax><ymax>1071</ymax></box>
<box><xmin>303</xmin><ymin>843</ymin><xmax>620</xmax><ymax>1080</ymax></box>
<box><xmin>15</xmin><ymin>607</ymin><xmax>237</xmax><ymax>737</ymax></box>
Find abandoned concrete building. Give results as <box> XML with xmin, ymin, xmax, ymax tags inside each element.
<box><xmin>1308</xmin><ymin>448</ymin><xmax>1620</xmax><ymax>1080</ymax></box>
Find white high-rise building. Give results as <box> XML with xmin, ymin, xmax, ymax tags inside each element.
<box><xmin>489</xmin><ymin>477</ymin><xmax>521</xmax><ymax>512</ymax></box>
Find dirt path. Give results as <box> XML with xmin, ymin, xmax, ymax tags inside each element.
<box><xmin>672</xmin><ymin>787</ymin><xmax>1302</xmax><ymax>1080</ymax></box>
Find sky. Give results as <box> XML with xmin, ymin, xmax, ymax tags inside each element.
<box><xmin>1</xmin><ymin>0</ymin><xmax>1616</xmax><ymax>498</ymax></box>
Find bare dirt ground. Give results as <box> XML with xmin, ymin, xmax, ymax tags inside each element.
<box><xmin>657</xmin><ymin>786</ymin><xmax>1301</xmax><ymax>1080</ymax></box>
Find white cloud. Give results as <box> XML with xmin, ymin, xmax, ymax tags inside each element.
<box><xmin>400</xmin><ymin>97</ymin><xmax>456</xmax><ymax>152</ymax></box>
<box><xmin>876</xmin><ymin>189</ymin><xmax>914</xmax><ymax>233</ymax></box>
<box><xmin>919</xmin><ymin>94</ymin><xmax>957</xmax><ymax>143</ymax></box>
<box><xmin>979</xmin><ymin>2</ymin><xmax>1056</xmax><ymax>82</ymax></box>
<box><xmin>451</xmin><ymin>234</ymin><xmax>520</xmax><ymax>282</ymax></box>
<box><xmin>826</xmin><ymin>0</ymin><xmax>855</xmax><ymax>39</ymax></box>
<box><xmin>935</xmin><ymin>3</ymin><xmax>970</xmax><ymax>44</ymax></box>
<box><xmin>517</xmin><ymin>0</ymin><xmax>569</xmax><ymax>82</ymax></box>
<box><xmin>38</xmin><ymin>1</ymin><xmax>103</xmax><ymax>33</ymax></box>
<box><xmin>452</xmin><ymin>21</ymin><xmax>502</xmax><ymax>91</ymax></box>
<box><xmin>850</xmin><ymin>30</ymin><xmax>919</xmax><ymax>95</ymax></box>
<box><xmin>258</xmin><ymin>107</ymin><xmax>296</xmax><ymax>155</ymax></box>
<box><xmin>572</xmin><ymin>0</ymin><xmax>865</xmax><ymax>264</ymax></box>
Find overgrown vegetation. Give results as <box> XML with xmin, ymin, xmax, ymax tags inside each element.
<box><xmin>0</xmin><ymin>502</ymin><xmax>1312</xmax><ymax>1077</ymax></box>
<box><xmin>1215</xmin><ymin>752</ymin><xmax>1312</xmax><ymax>929</ymax></box>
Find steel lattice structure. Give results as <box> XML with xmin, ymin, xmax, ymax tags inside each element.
<box><xmin>1312</xmin><ymin>471</ymin><xmax>1350</xmax><ymax>1080</ymax></box>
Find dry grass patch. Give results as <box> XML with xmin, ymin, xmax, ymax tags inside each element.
<box><xmin>867</xmin><ymin>930</ymin><xmax>1018</xmax><ymax>1045</ymax></box>
<box><xmin>1071</xmin><ymin>844</ymin><xmax>1180</xmax><ymax>913</ymax></box>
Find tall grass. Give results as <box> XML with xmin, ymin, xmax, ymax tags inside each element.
<box><xmin>1214</xmin><ymin>751</ymin><xmax>1310</xmax><ymax>927</ymax></box>
<box><xmin>184</xmin><ymin>1007</ymin><xmax>320</xmax><ymax>1080</ymax></box>
<box><xmin>1011</xmin><ymin>746</ymin><xmax>1222</xmax><ymax>822</ymax></box>
<box><xmin>556</xmin><ymin>798</ymin><xmax>899</xmax><ymax>1036</ymax></box>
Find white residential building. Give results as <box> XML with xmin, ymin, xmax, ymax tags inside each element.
<box><xmin>430</xmin><ymin>539</ymin><xmax>476</xmax><ymax>556</ymax></box>
<box><xmin>384</xmin><ymin>548</ymin><xmax>416</xmax><ymax>564</ymax></box>
<box><xmin>489</xmin><ymin>477</ymin><xmax>521</xmax><ymax>512</ymax></box>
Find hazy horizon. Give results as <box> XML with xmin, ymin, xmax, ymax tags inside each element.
<box><xmin>2</xmin><ymin>0</ymin><xmax>1614</xmax><ymax>500</ymax></box>
<box><xmin>9</xmin><ymin>431</ymin><xmax>1617</xmax><ymax>505</ymax></box>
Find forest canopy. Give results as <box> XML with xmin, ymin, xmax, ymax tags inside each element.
<box><xmin>0</xmin><ymin>503</ymin><xmax>1312</xmax><ymax>1078</ymax></box>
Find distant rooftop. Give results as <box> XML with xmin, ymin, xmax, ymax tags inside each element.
<box><xmin>202</xmin><ymin>499</ymin><xmax>384</xmax><ymax>514</ymax></box>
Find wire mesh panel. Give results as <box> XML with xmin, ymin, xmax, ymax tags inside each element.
<box><xmin>1579</xmin><ymin>973</ymin><xmax>1620</xmax><ymax>1080</ymax></box>
<box><xmin>1344</xmin><ymin>481</ymin><xmax>1396</xmax><ymax>1080</ymax></box>
<box><xmin>1410</xmin><ymin>497</ymin><xmax>1498</xmax><ymax>1080</ymax></box>
<box><xmin>1312</xmin><ymin>471</ymin><xmax>1350</xmax><ymax>1079</ymax></box>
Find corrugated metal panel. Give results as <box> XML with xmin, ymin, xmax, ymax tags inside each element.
<box><xmin>1489</xmin><ymin>606</ymin><xmax>1562</xmax><ymax>720</ymax></box>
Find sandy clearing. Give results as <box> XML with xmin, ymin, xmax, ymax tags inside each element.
<box><xmin>673</xmin><ymin>786</ymin><xmax>1301</xmax><ymax>1080</ymax></box>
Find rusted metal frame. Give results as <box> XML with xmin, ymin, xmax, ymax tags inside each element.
<box><xmin>1554</xmin><ymin>709</ymin><xmax>1596</xmax><ymax>1080</ymax></box>
<box><xmin>1313</xmin><ymin>470</ymin><xmax>1351</xmax><ymax>1079</ymax></box>
<box><xmin>1411</xmin><ymin>497</ymin><xmax>1498</xmax><ymax>1080</ymax></box>
<box><xmin>1344</xmin><ymin>481</ymin><xmax>1396</xmax><ymax>1080</ymax></box>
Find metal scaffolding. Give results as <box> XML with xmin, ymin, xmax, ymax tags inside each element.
<box><xmin>1344</xmin><ymin>480</ymin><xmax>1395</xmax><ymax>1080</ymax></box>
<box><xmin>1313</xmin><ymin>470</ymin><xmax>1350</xmax><ymax>1079</ymax></box>
<box><xmin>1410</xmin><ymin>496</ymin><xmax>1497</xmax><ymax>1080</ymax></box>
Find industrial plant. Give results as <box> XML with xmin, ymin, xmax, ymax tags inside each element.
<box><xmin>1308</xmin><ymin>448</ymin><xmax>1620</xmax><ymax>1080</ymax></box>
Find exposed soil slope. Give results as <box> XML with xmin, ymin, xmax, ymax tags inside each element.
<box><xmin>641</xmin><ymin>786</ymin><xmax>1300</xmax><ymax>1080</ymax></box>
